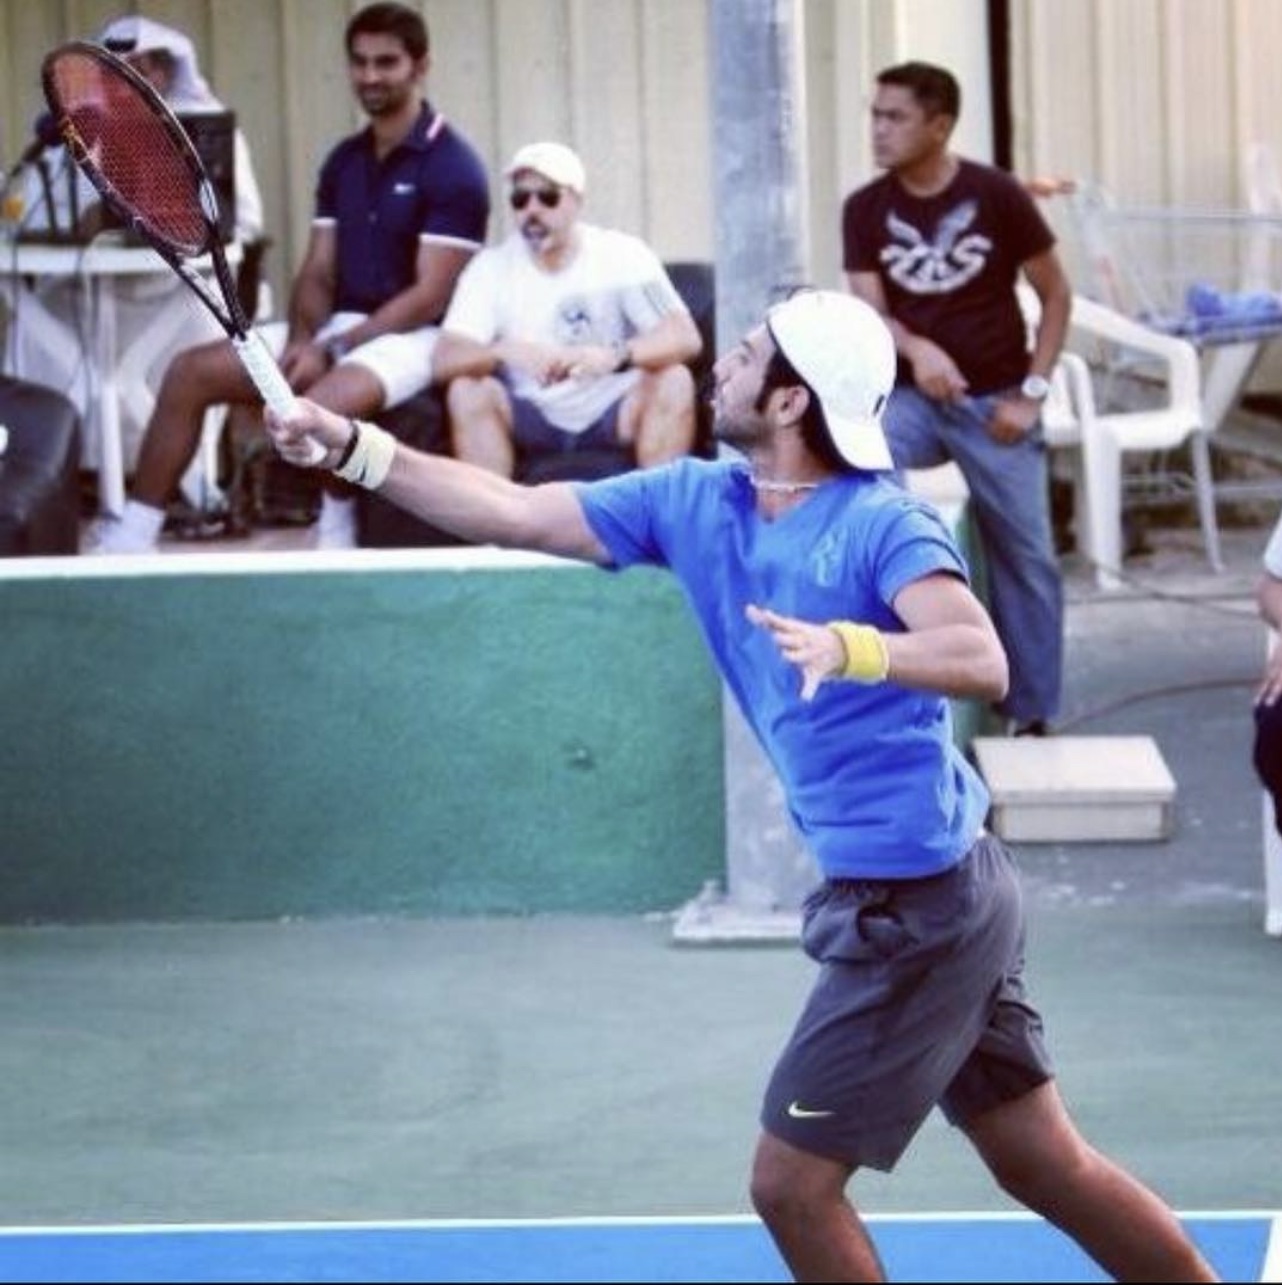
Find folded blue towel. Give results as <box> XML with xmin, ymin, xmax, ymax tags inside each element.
<box><xmin>1186</xmin><ymin>281</ymin><xmax>1282</xmax><ymax>321</ymax></box>
<box><xmin>1139</xmin><ymin>281</ymin><xmax>1282</xmax><ymax>342</ymax></box>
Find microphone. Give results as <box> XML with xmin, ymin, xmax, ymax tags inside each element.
<box><xmin>15</xmin><ymin>112</ymin><xmax>63</xmax><ymax>167</ymax></box>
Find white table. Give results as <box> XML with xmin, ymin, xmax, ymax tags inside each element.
<box><xmin>0</xmin><ymin>234</ymin><xmax>240</xmax><ymax>517</ymax></box>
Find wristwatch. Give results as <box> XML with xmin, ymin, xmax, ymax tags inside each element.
<box><xmin>1020</xmin><ymin>373</ymin><xmax>1051</xmax><ymax>402</ymax></box>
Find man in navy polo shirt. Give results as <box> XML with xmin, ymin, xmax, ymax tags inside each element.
<box><xmin>86</xmin><ymin>0</ymin><xmax>490</xmax><ymax>554</ymax></box>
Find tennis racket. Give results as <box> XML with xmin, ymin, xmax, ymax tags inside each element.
<box><xmin>41</xmin><ymin>41</ymin><xmax>324</xmax><ymax>462</ymax></box>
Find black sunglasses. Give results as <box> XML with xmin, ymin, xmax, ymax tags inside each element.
<box><xmin>510</xmin><ymin>186</ymin><xmax>562</xmax><ymax>212</ymax></box>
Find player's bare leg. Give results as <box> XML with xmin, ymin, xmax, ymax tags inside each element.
<box><xmin>750</xmin><ymin>1131</ymin><xmax>886</xmax><ymax>1282</ymax></box>
<box><xmin>130</xmin><ymin>337</ymin><xmax>256</xmax><ymax>508</ymax></box>
<box><xmin>964</xmin><ymin>1081</ymin><xmax>1218</xmax><ymax>1281</ymax></box>
<box><xmin>618</xmin><ymin>364</ymin><xmax>697</xmax><ymax>467</ymax></box>
<box><xmin>447</xmin><ymin>375</ymin><xmax>517</xmax><ymax>477</ymax></box>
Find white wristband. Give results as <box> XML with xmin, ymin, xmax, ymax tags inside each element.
<box><xmin>333</xmin><ymin>420</ymin><xmax>396</xmax><ymax>490</ymax></box>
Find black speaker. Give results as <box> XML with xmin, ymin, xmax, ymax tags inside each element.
<box><xmin>177</xmin><ymin>109</ymin><xmax>237</xmax><ymax>243</ymax></box>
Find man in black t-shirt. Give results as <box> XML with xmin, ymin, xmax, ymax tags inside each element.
<box><xmin>843</xmin><ymin>60</ymin><xmax>1071</xmax><ymax>737</ymax></box>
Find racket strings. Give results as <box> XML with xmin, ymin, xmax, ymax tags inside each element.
<box><xmin>45</xmin><ymin>51</ymin><xmax>209</xmax><ymax>257</ymax></box>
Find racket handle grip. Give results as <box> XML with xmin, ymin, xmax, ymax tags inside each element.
<box><xmin>233</xmin><ymin>332</ymin><xmax>326</xmax><ymax>466</ymax></box>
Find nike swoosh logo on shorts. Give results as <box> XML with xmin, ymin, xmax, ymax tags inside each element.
<box><xmin>787</xmin><ymin>1101</ymin><xmax>835</xmax><ymax>1119</ymax></box>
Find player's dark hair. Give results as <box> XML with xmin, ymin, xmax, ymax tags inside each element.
<box><xmin>346</xmin><ymin>2</ymin><xmax>429</xmax><ymax>61</ymax></box>
<box><xmin>757</xmin><ymin>349</ymin><xmax>853</xmax><ymax>474</ymax></box>
<box><xmin>876</xmin><ymin>61</ymin><xmax>961</xmax><ymax>121</ymax></box>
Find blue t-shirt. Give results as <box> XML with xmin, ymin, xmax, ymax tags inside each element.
<box><xmin>575</xmin><ymin>457</ymin><xmax>990</xmax><ymax>880</ymax></box>
<box><xmin>315</xmin><ymin>102</ymin><xmax>490</xmax><ymax>316</ymax></box>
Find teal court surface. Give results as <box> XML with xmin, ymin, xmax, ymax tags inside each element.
<box><xmin>0</xmin><ymin>1211</ymin><xmax>1277</xmax><ymax>1282</ymax></box>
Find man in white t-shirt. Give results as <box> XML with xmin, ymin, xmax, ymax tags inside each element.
<box><xmin>432</xmin><ymin>141</ymin><xmax>703</xmax><ymax>480</ymax></box>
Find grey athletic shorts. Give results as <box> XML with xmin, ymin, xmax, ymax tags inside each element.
<box><xmin>760</xmin><ymin>834</ymin><xmax>1053</xmax><ymax>1172</ymax></box>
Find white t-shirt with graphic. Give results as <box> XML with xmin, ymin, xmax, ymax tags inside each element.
<box><xmin>442</xmin><ymin>223</ymin><xmax>688</xmax><ymax>433</ymax></box>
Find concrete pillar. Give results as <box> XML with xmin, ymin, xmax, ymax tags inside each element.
<box><xmin>676</xmin><ymin>0</ymin><xmax>816</xmax><ymax>941</ymax></box>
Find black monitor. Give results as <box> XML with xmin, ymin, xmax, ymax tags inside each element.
<box><xmin>176</xmin><ymin>110</ymin><xmax>238</xmax><ymax>244</ymax></box>
<box><xmin>5</xmin><ymin>109</ymin><xmax>239</xmax><ymax>246</ymax></box>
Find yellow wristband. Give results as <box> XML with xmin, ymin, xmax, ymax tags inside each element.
<box><xmin>828</xmin><ymin>621</ymin><xmax>890</xmax><ymax>684</ymax></box>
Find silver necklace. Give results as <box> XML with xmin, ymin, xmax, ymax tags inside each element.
<box><xmin>751</xmin><ymin>477</ymin><xmax>822</xmax><ymax>494</ymax></box>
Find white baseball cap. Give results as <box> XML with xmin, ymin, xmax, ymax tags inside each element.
<box><xmin>766</xmin><ymin>291</ymin><xmax>897</xmax><ymax>471</ymax></box>
<box><xmin>505</xmin><ymin>141</ymin><xmax>587</xmax><ymax>196</ymax></box>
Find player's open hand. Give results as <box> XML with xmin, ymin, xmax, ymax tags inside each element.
<box><xmin>746</xmin><ymin>604</ymin><xmax>846</xmax><ymax>701</ymax></box>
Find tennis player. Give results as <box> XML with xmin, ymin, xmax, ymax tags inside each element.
<box><xmin>266</xmin><ymin>289</ymin><xmax>1216</xmax><ymax>1283</ymax></box>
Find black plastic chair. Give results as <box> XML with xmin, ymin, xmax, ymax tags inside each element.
<box><xmin>0</xmin><ymin>375</ymin><xmax>82</xmax><ymax>555</ymax></box>
<box><xmin>662</xmin><ymin>260</ymin><xmax>717</xmax><ymax>458</ymax></box>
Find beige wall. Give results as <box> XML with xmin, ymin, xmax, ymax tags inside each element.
<box><xmin>1010</xmin><ymin>0</ymin><xmax>1282</xmax><ymax>207</ymax></box>
<box><xmin>0</xmin><ymin>0</ymin><xmax>990</xmax><ymax>310</ymax></box>
<box><xmin>3</xmin><ymin>0</ymin><xmax>1281</xmax><ymax>372</ymax></box>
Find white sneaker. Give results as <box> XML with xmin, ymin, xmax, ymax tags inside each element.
<box><xmin>315</xmin><ymin>494</ymin><xmax>358</xmax><ymax>550</ymax></box>
<box><xmin>82</xmin><ymin>514</ymin><xmax>161</xmax><ymax>555</ymax></box>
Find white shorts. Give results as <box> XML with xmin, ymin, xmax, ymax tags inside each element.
<box><xmin>258</xmin><ymin>312</ymin><xmax>437</xmax><ymax>410</ymax></box>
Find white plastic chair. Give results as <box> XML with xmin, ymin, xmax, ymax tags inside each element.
<box><xmin>1262</xmin><ymin>630</ymin><xmax>1282</xmax><ymax>938</ymax></box>
<box><xmin>1034</xmin><ymin>179</ymin><xmax>1282</xmax><ymax>577</ymax></box>
<box><xmin>1263</xmin><ymin>804</ymin><xmax>1282</xmax><ymax>937</ymax></box>
<box><xmin>1019</xmin><ymin>284</ymin><xmax>1203</xmax><ymax>590</ymax></box>
<box><xmin>1040</xmin><ymin>348</ymin><xmax>1099</xmax><ymax>566</ymax></box>
<box><xmin>1016</xmin><ymin>282</ymin><xmax>1098</xmax><ymax>570</ymax></box>
<box><xmin>1065</xmin><ymin>294</ymin><xmax>1205</xmax><ymax>589</ymax></box>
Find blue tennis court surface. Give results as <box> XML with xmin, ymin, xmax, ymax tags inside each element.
<box><xmin>0</xmin><ymin>1211</ymin><xmax>1274</xmax><ymax>1283</ymax></box>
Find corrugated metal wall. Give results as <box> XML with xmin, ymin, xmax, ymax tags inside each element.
<box><xmin>3</xmin><ymin>0</ymin><xmax>1281</xmax><ymax>354</ymax></box>
<box><xmin>1010</xmin><ymin>0</ymin><xmax>1282</xmax><ymax>208</ymax></box>
<box><xmin>1007</xmin><ymin>0</ymin><xmax>1282</xmax><ymax>386</ymax></box>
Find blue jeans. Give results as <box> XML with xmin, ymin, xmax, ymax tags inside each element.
<box><xmin>885</xmin><ymin>386</ymin><xmax>1063</xmax><ymax>724</ymax></box>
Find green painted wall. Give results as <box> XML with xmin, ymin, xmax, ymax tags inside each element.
<box><xmin>0</xmin><ymin>556</ymin><xmax>726</xmax><ymax>923</ymax></box>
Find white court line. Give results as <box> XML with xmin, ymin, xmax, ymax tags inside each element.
<box><xmin>0</xmin><ymin>1209</ymin><xmax>1274</xmax><ymax>1236</ymax></box>
<box><xmin>1261</xmin><ymin>1213</ymin><xmax>1282</xmax><ymax>1282</ymax></box>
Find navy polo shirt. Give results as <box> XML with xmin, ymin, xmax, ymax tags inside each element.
<box><xmin>315</xmin><ymin>101</ymin><xmax>490</xmax><ymax>316</ymax></box>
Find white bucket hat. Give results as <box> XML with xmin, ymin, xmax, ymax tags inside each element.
<box><xmin>505</xmin><ymin>141</ymin><xmax>587</xmax><ymax>196</ymax></box>
<box><xmin>766</xmin><ymin>290</ymin><xmax>897</xmax><ymax>471</ymax></box>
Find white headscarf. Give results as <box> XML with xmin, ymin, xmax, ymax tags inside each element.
<box><xmin>96</xmin><ymin>15</ymin><xmax>223</xmax><ymax>113</ymax></box>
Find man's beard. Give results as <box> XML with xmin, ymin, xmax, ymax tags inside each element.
<box><xmin>712</xmin><ymin>410</ymin><xmax>763</xmax><ymax>450</ymax></box>
<box><xmin>520</xmin><ymin>221</ymin><xmax>552</xmax><ymax>252</ymax></box>
<box><xmin>359</xmin><ymin>86</ymin><xmax>406</xmax><ymax>117</ymax></box>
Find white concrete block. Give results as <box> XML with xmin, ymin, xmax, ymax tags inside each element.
<box><xmin>971</xmin><ymin>735</ymin><xmax>1177</xmax><ymax>843</ymax></box>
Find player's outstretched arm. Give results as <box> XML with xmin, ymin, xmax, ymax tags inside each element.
<box><xmin>265</xmin><ymin>399</ymin><xmax>610</xmax><ymax>565</ymax></box>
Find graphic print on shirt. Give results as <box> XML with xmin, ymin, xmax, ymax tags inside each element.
<box><xmin>879</xmin><ymin>201</ymin><xmax>992</xmax><ymax>295</ymax></box>
<box><xmin>556</xmin><ymin>295</ymin><xmax>597</xmax><ymax>345</ymax></box>
<box><xmin>811</xmin><ymin>528</ymin><xmax>844</xmax><ymax>590</ymax></box>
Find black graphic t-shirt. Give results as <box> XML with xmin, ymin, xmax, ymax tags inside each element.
<box><xmin>842</xmin><ymin>160</ymin><xmax>1055</xmax><ymax>395</ymax></box>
